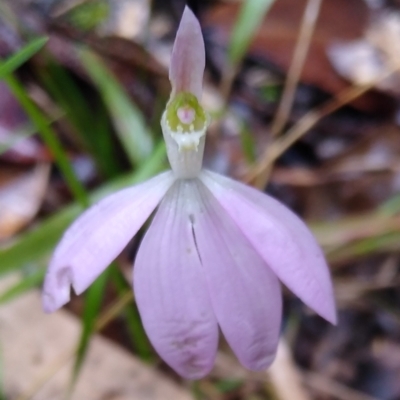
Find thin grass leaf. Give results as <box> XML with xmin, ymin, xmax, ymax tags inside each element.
<box><xmin>0</xmin><ymin>267</ymin><xmax>46</xmax><ymax>304</ymax></box>
<box><xmin>70</xmin><ymin>143</ymin><xmax>165</xmax><ymax>387</ymax></box>
<box><xmin>80</xmin><ymin>48</ymin><xmax>153</xmax><ymax>165</ymax></box>
<box><xmin>0</xmin><ymin>205</ymin><xmax>79</xmax><ymax>277</ymax></box>
<box><xmin>66</xmin><ymin>0</ymin><xmax>109</xmax><ymax>31</ymax></box>
<box><xmin>239</xmin><ymin>123</ymin><xmax>256</xmax><ymax>163</ymax></box>
<box><xmin>215</xmin><ymin>379</ymin><xmax>243</xmax><ymax>393</ymax></box>
<box><xmin>327</xmin><ymin>232</ymin><xmax>400</xmax><ymax>263</ymax></box>
<box><xmin>0</xmin><ymin>113</ymin><xmax>64</xmax><ymax>156</ymax></box>
<box><xmin>4</xmin><ymin>74</ymin><xmax>88</xmax><ymax>206</ymax></box>
<box><xmin>228</xmin><ymin>0</ymin><xmax>275</xmax><ymax>66</ymax></box>
<box><xmin>110</xmin><ymin>268</ymin><xmax>153</xmax><ymax>361</ymax></box>
<box><xmin>0</xmin><ymin>37</ymin><xmax>48</xmax><ymax>79</ymax></box>
<box><xmin>38</xmin><ymin>61</ymin><xmax>120</xmax><ymax>178</ymax></box>
<box><xmin>379</xmin><ymin>193</ymin><xmax>400</xmax><ymax>216</ymax></box>
<box><xmin>0</xmin><ymin>141</ymin><xmax>166</xmax><ymax>275</ymax></box>
<box><xmin>71</xmin><ymin>269</ymin><xmax>109</xmax><ymax>386</ymax></box>
<box><xmin>0</xmin><ymin>141</ymin><xmax>165</xmax><ymax>392</ymax></box>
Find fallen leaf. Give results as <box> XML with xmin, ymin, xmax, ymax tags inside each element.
<box><xmin>0</xmin><ymin>164</ymin><xmax>50</xmax><ymax>241</ymax></box>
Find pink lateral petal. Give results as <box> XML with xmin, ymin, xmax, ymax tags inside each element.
<box><xmin>42</xmin><ymin>172</ymin><xmax>174</xmax><ymax>313</ymax></box>
<box><xmin>201</xmin><ymin>171</ymin><xmax>337</xmax><ymax>325</ymax></box>
<box><xmin>133</xmin><ymin>180</ymin><xmax>218</xmax><ymax>379</ymax></box>
<box><xmin>192</xmin><ymin>180</ymin><xmax>282</xmax><ymax>370</ymax></box>
<box><xmin>170</xmin><ymin>6</ymin><xmax>205</xmax><ymax>99</ymax></box>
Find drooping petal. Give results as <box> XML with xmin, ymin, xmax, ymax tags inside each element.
<box><xmin>133</xmin><ymin>180</ymin><xmax>218</xmax><ymax>379</ymax></box>
<box><xmin>190</xmin><ymin>180</ymin><xmax>282</xmax><ymax>370</ymax></box>
<box><xmin>42</xmin><ymin>172</ymin><xmax>174</xmax><ymax>313</ymax></box>
<box><xmin>169</xmin><ymin>6</ymin><xmax>205</xmax><ymax>99</ymax></box>
<box><xmin>201</xmin><ymin>171</ymin><xmax>337</xmax><ymax>324</ymax></box>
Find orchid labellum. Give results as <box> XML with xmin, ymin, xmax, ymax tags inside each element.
<box><xmin>42</xmin><ymin>7</ymin><xmax>336</xmax><ymax>379</ymax></box>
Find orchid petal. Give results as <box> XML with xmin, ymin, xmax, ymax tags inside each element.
<box><xmin>191</xmin><ymin>181</ymin><xmax>282</xmax><ymax>370</ymax></box>
<box><xmin>42</xmin><ymin>172</ymin><xmax>174</xmax><ymax>313</ymax></box>
<box><xmin>170</xmin><ymin>6</ymin><xmax>205</xmax><ymax>99</ymax></box>
<box><xmin>201</xmin><ymin>171</ymin><xmax>337</xmax><ymax>324</ymax></box>
<box><xmin>134</xmin><ymin>180</ymin><xmax>218</xmax><ymax>379</ymax></box>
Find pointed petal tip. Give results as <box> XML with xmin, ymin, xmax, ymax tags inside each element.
<box><xmin>305</xmin><ymin>285</ymin><xmax>337</xmax><ymax>325</ymax></box>
<box><xmin>182</xmin><ymin>5</ymin><xmax>196</xmax><ymax>22</ymax></box>
<box><xmin>170</xmin><ymin>5</ymin><xmax>205</xmax><ymax>98</ymax></box>
<box><xmin>201</xmin><ymin>170</ymin><xmax>337</xmax><ymax>329</ymax></box>
<box><xmin>322</xmin><ymin>306</ymin><xmax>338</xmax><ymax>326</ymax></box>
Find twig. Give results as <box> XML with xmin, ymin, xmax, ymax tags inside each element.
<box><xmin>14</xmin><ymin>292</ymin><xmax>134</xmax><ymax>400</ymax></box>
<box><xmin>268</xmin><ymin>339</ymin><xmax>312</xmax><ymax>400</ymax></box>
<box><xmin>270</xmin><ymin>0</ymin><xmax>322</xmax><ymax>139</ymax></box>
<box><xmin>304</xmin><ymin>371</ymin><xmax>379</xmax><ymax>400</ymax></box>
<box><xmin>246</xmin><ymin>65</ymin><xmax>400</xmax><ymax>188</ymax></box>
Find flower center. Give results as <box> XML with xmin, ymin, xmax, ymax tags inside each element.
<box><xmin>177</xmin><ymin>106</ymin><xmax>196</xmax><ymax>125</ymax></box>
<box><xmin>164</xmin><ymin>92</ymin><xmax>208</xmax><ymax>151</ymax></box>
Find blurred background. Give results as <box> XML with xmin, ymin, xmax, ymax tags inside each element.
<box><xmin>1</xmin><ymin>0</ymin><xmax>400</xmax><ymax>399</ymax></box>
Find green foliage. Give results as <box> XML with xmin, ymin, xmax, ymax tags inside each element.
<box><xmin>0</xmin><ymin>267</ymin><xmax>46</xmax><ymax>304</ymax></box>
<box><xmin>379</xmin><ymin>193</ymin><xmax>400</xmax><ymax>216</ymax></box>
<box><xmin>0</xmin><ymin>141</ymin><xmax>166</xmax><ymax>275</ymax></box>
<box><xmin>4</xmin><ymin>74</ymin><xmax>89</xmax><ymax>206</ymax></box>
<box><xmin>65</xmin><ymin>0</ymin><xmax>109</xmax><ymax>31</ymax></box>
<box><xmin>0</xmin><ymin>37</ymin><xmax>48</xmax><ymax>79</ymax></box>
<box><xmin>228</xmin><ymin>0</ymin><xmax>275</xmax><ymax>66</ymax></box>
<box><xmin>111</xmin><ymin>269</ymin><xmax>154</xmax><ymax>361</ymax></box>
<box><xmin>72</xmin><ymin>269</ymin><xmax>110</xmax><ymax>385</ymax></box>
<box><xmin>239</xmin><ymin>123</ymin><xmax>257</xmax><ymax>163</ymax></box>
<box><xmin>215</xmin><ymin>378</ymin><xmax>243</xmax><ymax>393</ymax></box>
<box><xmin>80</xmin><ymin>48</ymin><xmax>153</xmax><ymax>166</ymax></box>
<box><xmin>38</xmin><ymin>60</ymin><xmax>120</xmax><ymax>178</ymax></box>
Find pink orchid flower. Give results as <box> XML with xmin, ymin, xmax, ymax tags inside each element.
<box><xmin>42</xmin><ymin>7</ymin><xmax>336</xmax><ymax>379</ymax></box>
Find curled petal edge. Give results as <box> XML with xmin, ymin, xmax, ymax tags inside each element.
<box><xmin>42</xmin><ymin>172</ymin><xmax>174</xmax><ymax>313</ymax></box>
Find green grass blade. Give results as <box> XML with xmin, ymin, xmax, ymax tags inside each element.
<box><xmin>0</xmin><ymin>114</ymin><xmax>63</xmax><ymax>156</ymax></box>
<box><xmin>0</xmin><ymin>141</ymin><xmax>166</xmax><ymax>275</ymax></box>
<box><xmin>0</xmin><ymin>267</ymin><xmax>46</xmax><ymax>304</ymax></box>
<box><xmin>0</xmin><ymin>37</ymin><xmax>48</xmax><ymax>79</ymax></box>
<box><xmin>110</xmin><ymin>269</ymin><xmax>153</xmax><ymax>361</ymax></box>
<box><xmin>65</xmin><ymin>0</ymin><xmax>110</xmax><ymax>31</ymax></box>
<box><xmin>4</xmin><ymin>74</ymin><xmax>89</xmax><ymax>206</ymax></box>
<box><xmin>80</xmin><ymin>48</ymin><xmax>153</xmax><ymax>165</ymax></box>
<box><xmin>239</xmin><ymin>123</ymin><xmax>256</xmax><ymax>163</ymax></box>
<box><xmin>379</xmin><ymin>193</ymin><xmax>400</xmax><ymax>216</ymax></box>
<box><xmin>228</xmin><ymin>0</ymin><xmax>275</xmax><ymax>66</ymax></box>
<box><xmin>38</xmin><ymin>61</ymin><xmax>120</xmax><ymax>178</ymax></box>
<box><xmin>0</xmin><ymin>205</ymin><xmax>79</xmax><ymax>276</ymax></box>
<box><xmin>0</xmin><ymin>140</ymin><xmax>164</xmax><ymax>393</ymax></box>
<box><xmin>72</xmin><ymin>269</ymin><xmax>109</xmax><ymax>385</ymax></box>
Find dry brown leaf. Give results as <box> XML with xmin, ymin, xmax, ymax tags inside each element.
<box><xmin>0</xmin><ymin>276</ymin><xmax>194</xmax><ymax>400</ymax></box>
<box><xmin>328</xmin><ymin>11</ymin><xmax>400</xmax><ymax>94</ymax></box>
<box><xmin>0</xmin><ymin>164</ymin><xmax>50</xmax><ymax>241</ymax></box>
<box><xmin>205</xmin><ymin>0</ymin><xmax>393</xmax><ymax>112</ymax></box>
